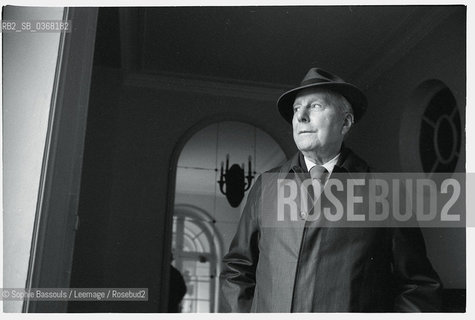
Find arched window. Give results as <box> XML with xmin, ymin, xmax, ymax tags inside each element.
<box><xmin>172</xmin><ymin>121</ymin><xmax>287</xmax><ymax>312</ymax></box>
<box><xmin>172</xmin><ymin>205</ymin><xmax>221</xmax><ymax>313</ymax></box>
<box><xmin>399</xmin><ymin>80</ymin><xmax>462</xmax><ymax>174</ymax></box>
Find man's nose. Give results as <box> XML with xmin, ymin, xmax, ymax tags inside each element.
<box><xmin>296</xmin><ymin>107</ymin><xmax>309</xmax><ymax>122</ymax></box>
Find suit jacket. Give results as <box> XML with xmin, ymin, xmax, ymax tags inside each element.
<box><xmin>219</xmin><ymin>147</ymin><xmax>442</xmax><ymax>312</ymax></box>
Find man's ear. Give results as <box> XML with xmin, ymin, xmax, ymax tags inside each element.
<box><xmin>341</xmin><ymin>113</ymin><xmax>354</xmax><ymax>136</ymax></box>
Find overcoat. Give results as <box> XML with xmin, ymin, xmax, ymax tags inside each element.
<box><xmin>219</xmin><ymin>147</ymin><xmax>442</xmax><ymax>312</ymax></box>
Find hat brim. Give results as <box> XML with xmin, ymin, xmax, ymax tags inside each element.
<box><xmin>277</xmin><ymin>82</ymin><xmax>368</xmax><ymax>123</ymax></box>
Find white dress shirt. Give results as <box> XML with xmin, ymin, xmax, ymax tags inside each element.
<box><xmin>304</xmin><ymin>153</ymin><xmax>340</xmax><ymax>177</ymax></box>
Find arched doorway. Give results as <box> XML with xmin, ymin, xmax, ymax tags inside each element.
<box><xmin>171</xmin><ymin>120</ymin><xmax>287</xmax><ymax>312</ymax></box>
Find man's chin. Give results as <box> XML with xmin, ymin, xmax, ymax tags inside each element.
<box><xmin>296</xmin><ymin>144</ymin><xmax>319</xmax><ymax>154</ymax></box>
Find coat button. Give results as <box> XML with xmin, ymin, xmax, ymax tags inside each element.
<box><xmin>300</xmin><ymin>211</ymin><xmax>308</xmax><ymax>220</ymax></box>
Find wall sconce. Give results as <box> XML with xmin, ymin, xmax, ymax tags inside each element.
<box><xmin>217</xmin><ymin>154</ymin><xmax>255</xmax><ymax>207</ymax></box>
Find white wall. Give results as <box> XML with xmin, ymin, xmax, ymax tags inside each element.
<box><xmin>2</xmin><ymin>6</ymin><xmax>65</xmax><ymax>312</ymax></box>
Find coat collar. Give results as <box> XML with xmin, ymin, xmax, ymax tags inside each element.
<box><xmin>333</xmin><ymin>146</ymin><xmax>370</xmax><ymax>173</ymax></box>
<box><xmin>278</xmin><ymin>145</ymin><xmax>369</xmax><ymax>179</ymax></box>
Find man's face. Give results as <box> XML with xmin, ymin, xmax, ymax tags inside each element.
<box><xmin>292</xmin><ymin>88</ymin><xmax>348</xmax><ymax>156</ymax></box>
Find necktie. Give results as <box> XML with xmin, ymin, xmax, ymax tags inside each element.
<box><xmin>309</xmin><ymin>165</ymin><xmax>328</xmax><ymax>198</ymax></box>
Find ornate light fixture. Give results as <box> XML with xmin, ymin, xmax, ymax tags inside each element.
<box><xmin>217</xmin><ymin>154</ymin><xmax>255</xmax><ymax>207</ymax></box>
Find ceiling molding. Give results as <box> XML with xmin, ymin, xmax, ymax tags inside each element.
<box><xmin>353</xmin><ymin>6</ymin><xmax>461</xmax><ymax>89</ymax></box>
<box><xmin>119</xmin><ymin>6</ymin><xmax>462</xmax><ymax>96</ymax></box>
<box><xmin>123</xmin><ymin>72</ymin><xmax>290</xmax><ymax>102</ymax></box>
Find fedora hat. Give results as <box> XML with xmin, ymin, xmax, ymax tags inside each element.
<box><xmin>277</xmin><ymin>67</ymin><xmax>368</xmax><ymax>123</ymax></box>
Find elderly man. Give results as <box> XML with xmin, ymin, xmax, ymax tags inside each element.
<box><xmin>219</xmin><ymin>67</ymin><xmax>442</xmax><ymax>312</ymax></box>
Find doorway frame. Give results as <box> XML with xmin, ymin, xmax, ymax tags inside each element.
<box><xmin>23</xmin><ymin>7</ymin><xmax>99</xmax><ymax>313</ymax></box>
